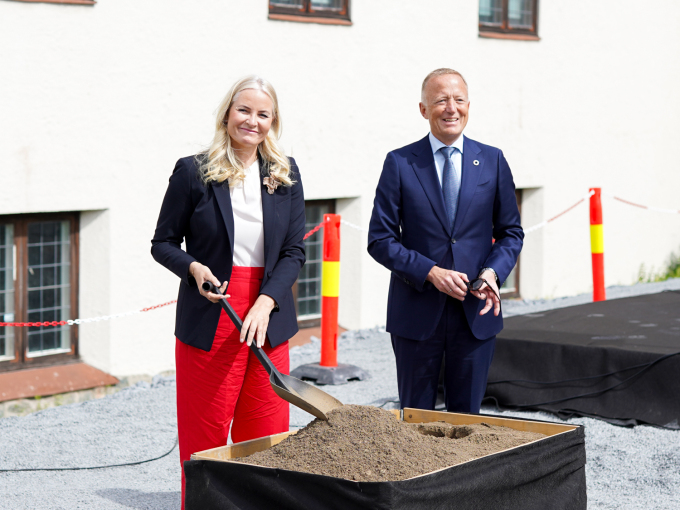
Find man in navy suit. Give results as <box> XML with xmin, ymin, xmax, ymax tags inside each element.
<box><xmin>368</xmin><ymin>68</ymin><xmax>524</xmax><ymax>413</ymax></box>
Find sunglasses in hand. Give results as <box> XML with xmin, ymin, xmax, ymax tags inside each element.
<box><xmin>465</xmin><ymin>277</ymin><xmax>501</xmax><ymax>306</ymax></box>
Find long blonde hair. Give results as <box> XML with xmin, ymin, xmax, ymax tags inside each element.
<box><xmin>199</xmin><ymin>75</ymin><xmax>293</xmax><ymax>187</ymax></box>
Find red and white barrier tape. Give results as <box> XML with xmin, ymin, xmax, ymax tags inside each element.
<box><xmin>0</xmin><ymin>300</ymin><xmax>177</xmax><ymax>328</ymax></box>
<box><xmin>523</xmin><ymin>190</ymin><xmax>595</xmax><ymax>235</ymax></box>
<box><xmin>602</xmin><ymin>191</ymin><xmax>680</xmax><ymax>214</ymax></box>
<box><xmin>341</xmin><ymin>219</ymin><xmax>369</xmax><ymax>233</ymax></box>
<box><xmin>302</xmin><ymin>218</ymin><xmax>369</xmax><ymax>237</ymax></box>
<box><xmin>302</xmin><ymin>221</ymin><xmax>325</xmax><ymax>240</ymax></box>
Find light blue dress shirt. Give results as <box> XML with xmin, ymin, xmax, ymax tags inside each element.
<box><xmin>428</xmin><ymin>132</ymin><xmax>464</xmax><ymax>187</ymax></box>
<box><xmin>427</xmin><ymin>132</ymin><xmax>497</xmax><ymax>281</ymax></box>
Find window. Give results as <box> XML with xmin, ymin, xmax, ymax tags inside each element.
<box><xmin>269</xmin><ymin>0</ymin><xmax>351</xmax><ymax>24</ymax></box>
<box><xmin>479</xmin><ymin>0</ymin><xmax>539</xmax><ymax>39</ymax></box>
<box><xmin>500</xmin><ymin>189</ymin><xmax>522</xmax><ymax>298</ymax></box>
<box><xmin>294</xmin><ymin>200</ymin><xmax>335</xmax><ymax>327</ymax></box>
<box><xmin>500</xmin><ymin>260</ymin><xmax>520</xmax><ymax>297</ymax></box>
<box><xmin>0</xmin><ymin>213</ymin><xmax>79</xmax><ymax>372</ymax></box>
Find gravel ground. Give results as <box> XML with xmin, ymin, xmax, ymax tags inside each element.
<box><xmin>1</xmin><ymin>278</ymin><xmax>678</xmax><ymax>509</ymax></box>
<box><xmin>0</xmin><ymin>377</ymin><xmax>180</xmax><ymax>510</ymax></box>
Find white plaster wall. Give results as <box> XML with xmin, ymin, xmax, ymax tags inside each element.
<box><xmin>518</xmin><ymin>188</ymin><xmax>544</xmax><ymax>299</ymax></box>
<box><xmin>335</xmin><ymin>198</ymin><xmax>363</xmax><ymax>330</ymax></box>
<box><xmin>78</xmin><ymin>209</ymin><xmax>111</xmax><ymax>373</ymax></box>
<box><xmin>1</xmin><ymin>0</ymin><xmax>679</xmax><ymax>375</ymax></box>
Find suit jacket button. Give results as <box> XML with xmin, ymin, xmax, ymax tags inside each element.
<box><xmin>267</xmin><ymin>270</ymin><xmax>273</xmax><ymax>277</ymax></box>
<box><xmin>451</xmin><ymin>238</ymin><xmax>456</xmax><ymax>244</ymax></box>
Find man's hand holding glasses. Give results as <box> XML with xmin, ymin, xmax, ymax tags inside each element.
<box><xmin>426</xmin><ymin>266</ymin><xmax>501</xmax><ymax>316</ymax></box>
<box><xmin>466</xmin><ymin>269</ymin><xmax>501</xmax><ymax>317</ymax></box>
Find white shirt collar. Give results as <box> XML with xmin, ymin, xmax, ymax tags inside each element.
<box><xmin>429</xmin><ymin>132</ymin><xmax>465</xmax><ymax>155</ymax></box>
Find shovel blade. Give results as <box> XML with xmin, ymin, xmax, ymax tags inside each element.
<box><xmin>207</xmin><ymin>287</ymin><xmax>344</xmax><ymax>421</ymax></box>
<box><xmin>271</xmin><ymin>373</ymin><xmax>344</xmax><ymax>421</ymax></box>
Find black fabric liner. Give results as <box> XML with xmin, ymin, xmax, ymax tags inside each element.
<box><xmin>185</xmin><ymin>419</ymin><xmax>586</xmax><ymax>510</ymax></box>
<box><xmin>486</xmin><ymin>290</ymin><xmax>680</xmax><ymax>428</ymax></box>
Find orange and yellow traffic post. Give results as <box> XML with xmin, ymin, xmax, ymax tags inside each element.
<box><xmin>290</xmin><ymin>213</ymin><xmax>369</xmax><ymax>384</ymax></box>
<box><xmin>320</xmin><ymin>214</ymin><xmax>341</xmax><ymax>367</ymax></box>
<box><xmin>590</xmin><ymin>188</ymin><xmax>606</xmax><ymax>302</ymax></box>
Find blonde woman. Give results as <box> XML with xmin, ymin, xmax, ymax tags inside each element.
<box><xmin>151</xmin><ymin>75</ymin><xmax>305</xmax><ymax>508</ymax></box>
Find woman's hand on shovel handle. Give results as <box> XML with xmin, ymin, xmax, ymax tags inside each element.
<box><xmin>241</xmin><ymin>294</ymin><xmax>277</xmax><ymax>348</ymax></box>
<box><xmin>190</xmin><ymin>261</ymin><xmax>229</xmax><ymax>303</ymax></box>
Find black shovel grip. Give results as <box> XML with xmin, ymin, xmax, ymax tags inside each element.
<box><xmin>201</xmin><ymin>281</ymin><xmax>278</xmax><ymax>378</ymax></box>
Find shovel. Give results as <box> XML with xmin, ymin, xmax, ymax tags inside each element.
<box><xmin>202</xmin><ymin>281</ymin><xmax>344</xmax><ymax>421</ymax></box>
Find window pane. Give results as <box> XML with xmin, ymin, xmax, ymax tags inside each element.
<box><xmin>42</xmin><ymin>330</ymin><xmax>57</xmax><ymax>351</ymax></box>
<box><xmin>28</xmin><ymin>289</ymin><xmax>41</xmax><ymax>310</ymax></box>
<box><xmin>26</xmin><ymin>220</ymin><xmax>71</xmax><ymax>357</ymax></box>
<box><xmin>43</xmin><ymin>244</ymin><xmax>55</xmax><ymax>264</ymax></box>
<box><xmin>44</xmin><ymin>288</ymin><xmax>56</xmax><ymax>308</ymax></box>
<box><xmin>508</xmin><ymin>0</ymin><xmax>534</xmax><ymax>28</ymax></box>
<box><xmin>28</xmin><ymin>245</ymin><xmax>40</xmax><ymax>266</ymax></box>
<box><xmin>0</xmin><ymin>224</ymin><xmax>15</xmax><ymax>361</ymax></box>
<box><xmin>479</xmin><ymin>0</ymin><xmax>503</xmax><ymax>25</ymax></box>
<box><xmin>311</xmin><ymin>0</ymin><xmax>343</xmax><ymax>8</ymax></box>
<box><xmin>28</xmin><ymin>267</ymin><xmax>41</xmax><ymax>288</ymax></box>
<box><xmin>43</xmin><ymin>266</ymin><xmax>56</xmax><ymax>286</ymax></box>
<box><xmin>297</xmin><ymin>202</ymin><xmax>332</xmax><ymax>318</ymax></box>
<box><xmin>308</xmin><ymin>242</ymin><xmax>319</xmax><ymax>262</ymax></box>
<box><xmin>27</xmin><ymin>223</ymin><xmax>41</xmax><ymax>244</ymax></box>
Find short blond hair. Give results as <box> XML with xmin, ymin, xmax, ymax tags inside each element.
<box><xmin>421</xmin><ymin>68</ymin><xmax>468</xmax><ymax>102</ymax></box>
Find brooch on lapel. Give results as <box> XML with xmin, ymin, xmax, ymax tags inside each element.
<box><xmin>263</xmin><ymin>175</ymin><xmax>281</xmax><ymax>195</ymax></box>
<box><xmin>473</xmin><ymin>160</ymin><xmax>480</xmax><ymax>166</ymax></box>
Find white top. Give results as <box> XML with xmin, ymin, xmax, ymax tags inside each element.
<box><xmin>429</xmin><ymin>132</ymin><xmax>464</xmax><ymax>187</ymax></box>
<box><xmin>230</xmin><ymin>161</ymin><xmax>265</xmax><ymax>268</ymax></box>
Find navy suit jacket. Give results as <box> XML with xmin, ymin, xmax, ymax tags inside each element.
<box><xmin>151</xmin><ymin>155</ymin><xmax>306</xmax><ymax>351</ymax></box>
<box><xmin>368</xmin><ymin>135</ymin><xmax>523</xmax><ymax>341</ymax></box>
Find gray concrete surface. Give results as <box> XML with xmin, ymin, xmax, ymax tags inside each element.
<box><xmin>1</xmin><ymin>278</ymin><xmax>679</xmax><ymax>509</ymax></box>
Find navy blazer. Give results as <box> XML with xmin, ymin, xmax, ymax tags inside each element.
<box><xmin>151</xmin><ymin>155</ymin><xmax>306</xmax><ymax>351</ymax></box>
<box><xmin>368</xmin><ymin>135</ymin><xmax>523</xmax><ymax>341</ymax></box>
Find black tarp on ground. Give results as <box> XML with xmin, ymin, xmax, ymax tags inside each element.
<box><xmin>185</xmin><ymin>422</ymin><xmax>586</xmax><ymax>510</ymax></box>
<box><xmin>486</xmin><ymin>290</ymin><xmax>680</xmax><ymax>428</ymax></box>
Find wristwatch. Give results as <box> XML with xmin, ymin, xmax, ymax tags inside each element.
<box><xmin>479</xmin><ymin>267</ymin><xmax>500</xmax><ymax>288</ymax></box>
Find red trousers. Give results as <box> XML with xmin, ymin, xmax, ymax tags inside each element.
<box><xmin>175</xmin><ymin>266</ymin><xmax>290</xmax><ymax>509</ymax></box>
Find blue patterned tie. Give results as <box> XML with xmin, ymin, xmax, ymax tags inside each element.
<box><xmin>440</xmin><ymin>146</ymin><xmax>459</xmax><ymax>232</ymax></box>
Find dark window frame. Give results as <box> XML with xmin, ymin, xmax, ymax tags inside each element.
<box><xmin>269</xmin><ymin>0</ymin><xmax>351</xmax><ymax>25</ymax></box>
<box><xmin>294</xmin><ymin>199</ymin><xmax>335</xmax><ymax>329</ymax></box>
<box><xmin>0</xmin><ymin>212</ymin><xmax>80</xmax><ymax>373</ymax></box>
<box><xmin>479</xmin><ymin>0</ymin><xmax>539</xmax><ymax>40</ymax></box>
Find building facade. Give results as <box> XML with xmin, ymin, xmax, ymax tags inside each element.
<box><xmin>1</xmin><ymin>0</ymin><xmax>679</xmax><ymax>377</ymax></box>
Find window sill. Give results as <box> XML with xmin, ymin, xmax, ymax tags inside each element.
<box><xmin>9</xmin><ymin>0</ymin><xmax>95</xmax><ymax>4</ymax></box>
<box><xmin>268</xmin><ymin>13</ymin><xmax>351</xmax><ymax>26</ymax></box>
<box><xmin>26</xmin><ymin>347</ymin><xmax>72</xmax><ymax>359</ymax></box>
<box><xmin>0</xmin><ymin>362</ymin><xmax>118</xmax><ymax>401</ymax></box>
<box><xmin>297</xmin><ymin>313</ymin><xmax>322</xmax><ymax>322</ymax></box>
<box><xmin>479</xmin><ymin>31</ymin><xmax>540</xmax><ymax>41</ymax></box>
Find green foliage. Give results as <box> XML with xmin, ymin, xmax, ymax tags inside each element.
<box><xmin>637</xmin><ymin>249</ymin><xmax>680</xmax><ymax>283</ymax></box>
